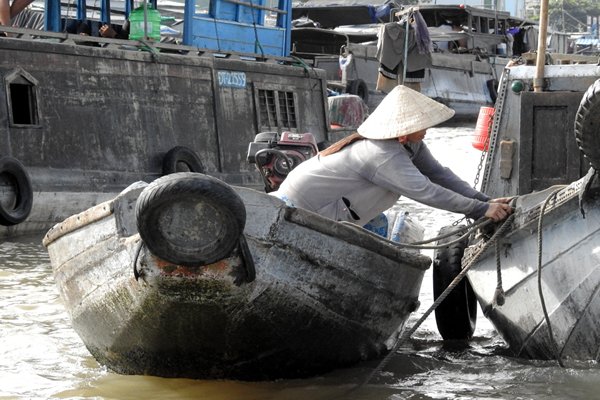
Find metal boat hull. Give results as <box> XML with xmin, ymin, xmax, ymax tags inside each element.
<box><xmin>466</xmin><ymin>180</ymin><xmax>600</xmax><ymax>360</ymax></box>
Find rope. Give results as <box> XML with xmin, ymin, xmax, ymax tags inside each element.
<box><xmin>343</xmin><ymin>217</ymin><xmax>492</xmax><ymax>251</ymax></box>
<box><xmin>211</xmin><ymin>17</ymin><xmax>221</xmax><ymax>52</ymax></box>
<box><xmin>248</xmin><ymin>0</ymin><xmax>265</xmax><ymax>57</ymax></box>
<box><xmin>537</xmin><ymin>187</ymin><xmax>565</xmax><ymax>368</ymax></box>
<box><xmin>409</xmin><ymin>217</ymin><xmax>492</xmax><ymax>246</ymax></box>
<box><xmin>355</xmin><ymin>213</ymin><xmax>516</xmax><ymax>391</ymax></box>
<box><xmin>493</xmin><ymin>239</ymin><xmax>505</xmax><ymax>306</ymax></box>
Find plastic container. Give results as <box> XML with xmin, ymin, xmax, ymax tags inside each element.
<box><xmin>496</xmin><ymin>42</ymin><xmax>507</xmax><ymax>56</ymax></box>
<box><xmin>129</xmin><ymin>6</ymin><xmax>161</xmax><ymax>41</ymax></box>
<box><xmin>472</xmin><ymin>106</ymin><xmax>495</xmax><ymax>151</ymax></box>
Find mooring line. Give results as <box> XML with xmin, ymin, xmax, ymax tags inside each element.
<box><xmin>537</xmin><ymin>188</ymin><xmax>565</xmax><ymax>368</ymax></box>
<box><xmin>347</xmin><ymin>214</ymin><xmax>516</xmax><ymax>395</ymax></box>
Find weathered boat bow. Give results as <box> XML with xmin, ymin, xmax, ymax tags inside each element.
<box><xmin>44</xmin><ymin>173</ymin><xmax>431</xmax><ymax>379</ymax></box>
<box><xmin>452</xmin><ymin>69</ymin><xmax>600</xmax><ymax>362</ymax></box>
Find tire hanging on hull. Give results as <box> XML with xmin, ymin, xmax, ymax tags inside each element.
<box><xmin>0</xmin><ymin>156</ymin><xmax>33</xmax><ymax>226</ymax></box>
<box><xmin>432</xmin><ymin>225</ymin><xmax>477</xmax><ymax>340</ymax></box>
<box><xmin>346</xmin><ymin>79</ymin><xmax>369</xmax><ymax>105</ymax></box>
<box><xmin>575</xmin><ymin>78</ymin><xmax>600</xmax><ymax>170</ymax></box>
<box><xmin>162</xmin><ymin>146</ymin><xmax>205</xmax><ymax>175</ymax></box>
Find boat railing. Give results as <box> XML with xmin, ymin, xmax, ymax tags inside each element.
<box><xmin>38</xmin><ymin>0</ymin><xmax>292</xmax><ymax>57</ymax></box>
<box><xmin>0</xmin><ymin>24</ymin><xmax>298</xmax><ymax>64</ymax></box>
<box><xmin>520</xmin><ymin>51</ymin><xmax>600</xmax><ymax>65</ymax></box>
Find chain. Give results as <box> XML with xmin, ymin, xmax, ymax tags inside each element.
<box><xmin>479</xmin><ymin>67</ymin><xmax>510</xmax><ymax>193</ymax></box>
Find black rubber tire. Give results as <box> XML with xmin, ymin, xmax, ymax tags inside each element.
<box><xmin>136</xmin><ymin>172</ymin><xmax>246</xmax><ymax>266</ymax></box>
<box><xmin>0</xmin><ymin>156</ymin><xmax>33</xmax><ymax>226</ymax></box>
<box><xmin>346</xmin><ymin>79</ymin><xmax>369</xmax><ymax>105</ymax></box>
<box><xmin>486</xmin><ymin>79</ymin><xmax>498</xmax><ymax>103</ymax></box>
<box><xmin>575</xmin><ymin>79</ymin><xmax>600</xmax><ymax>170</ymax></box>
<box><xmin>432</xmin><ymin>225</ymin><xmax>477</xmax><ymax>340</ymax></box>
<box><xmin>162</xmin><ymin>146</ymin><xmax>205</xmax><ymax>175</ymax></box>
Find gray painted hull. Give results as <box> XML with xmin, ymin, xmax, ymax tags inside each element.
<box><xmin>0</xmin><ymin>29</ymin><xmax>330</xmax><ymax>238</ymax></box>
<box><xmin>44</xmin><ymin>181</ymin><xmax>430</xmax><ymax>379</ymax></box>
<box><xmin>466</xmin><ymin>179</ymin><xmax>600</xmax><ymax>361</ymax></box>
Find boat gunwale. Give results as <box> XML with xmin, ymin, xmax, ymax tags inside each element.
<box><xmin>0</xmin><ymin>25</ymin><xmax>301</xmax><ymax>66</ymax></box>
<box><xmin>283</xmin><ymin>207</ymin><xmax>431</xmax><ymax>270</ymax></box>
<box><xmin>42</xmin><ymin>193</ymin><xmax>431</xmax><ymax>272</ymax></box>
<box><xmin>42</xmin><ymin>200</ymin><xmax>114</xmax><ymax>247</ymax></box>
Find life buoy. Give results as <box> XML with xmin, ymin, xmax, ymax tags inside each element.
<box><xmin>0</xmin><ymin>156</ymin><xmax>33</xmax><ymax>226</ymax></box>
<box><xmin>575</xmin><ymin>79</ymin><xmax>600</xmax><ymax>170</ymax></box>
<box><xmin>162</xmin><ymin>146</ymin><xmax>204</xmax><ymax>175</ymax></box>
<box><xmin>135</xmin><ymin>172</ymin><xmax>246</xmax><ymax>266</ymax></box>
<box><xmin>432</xmin><ymin>225</ymin><xmax>477</xmax><ymax>340</ymax></box>
<box><xmin>346</xmin><ymin>79</ymin><xmax>369</xmax><ymax>105</ymax></box>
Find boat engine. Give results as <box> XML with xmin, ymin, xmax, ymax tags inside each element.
<box><xmin>247</xmin><ymin>131</ymin><xmax>319</xmax><ymax>192</ymax></box>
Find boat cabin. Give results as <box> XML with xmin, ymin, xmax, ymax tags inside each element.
<box><xmin>396</xmin><ymin>5</ymin><xmax>533</xmax><ymax>57</ymax></box>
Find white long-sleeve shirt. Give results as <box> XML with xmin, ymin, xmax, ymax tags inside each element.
<box><xmin>272</xmin><ymin>138</ymin><xmax>489</xmax><ymax>225</ymax></box>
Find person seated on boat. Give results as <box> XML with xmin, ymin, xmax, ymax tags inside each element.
<box><xmin>99</xmin><ymin>21</ymin><xmax>129</xmax><ymax>39</ymax></box>
<box><xmin>66</xmin><ymin>20</ymin><xmax>92</xmax><ymax>35</ymax></box>
<box><xmin>446</xmin><ymin>19</ymin><xmax>468</xmax><ymax>52</ymax></box>
<box><xmin>433</xmin><ymin>21</ymin><xmax>453</xmax><ymax>51</ymax></box>
<box><xmin>65</xmin><ymin>20</ymin><xmax>103</xmax><ymax>47</ymax></box>
<box><xmin>270</xmin><ymin>85</ymin><xmax>513</xmax><ymax>230</ymax></box>
<box><xmin>0</xmin><ymin>0</ymin><xmax>34</xmax><ymax>32</ymax></box>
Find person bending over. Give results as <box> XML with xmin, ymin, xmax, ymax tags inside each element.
<box><xmin>271</xmin><ymin>85</ymin><xmax>512</xmax><ymax>227</ymax></box>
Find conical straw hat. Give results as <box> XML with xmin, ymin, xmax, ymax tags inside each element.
<box><xmin>357</xmin><ymin>85</ymin><xmax>455</xmax><ymax>139</ymax></box>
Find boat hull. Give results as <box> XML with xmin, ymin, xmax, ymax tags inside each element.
<box><xmin>466</xmin><ymin>180</ymin><xmax>600</xmax><ymax>361</ymax></box>
<box><xmin>45</xmin><ymin>178</ymin><xmax>430</xmax><ymax>379</ymax></box>
<box><xmin>0</xmin><ymin>32</ymin><xmax>330</xmax><ymax>238</ymax></box>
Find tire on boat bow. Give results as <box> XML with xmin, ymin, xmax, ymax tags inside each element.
<box><xmin>0</xmin><ymin>156</ymin><xmax>33</xmax><ymax>226</ymax></box>
<box><xmin>135</xmin><ymin>172</ymin><xmax>246</xmax><ymax>266</ymax></box>
<box><xmin>433</xmin><ymin>225</ymin><xmax>477</xmax><ymax>340</ymax></box>
<box><xmin>575</xmin><ymin>78</ymin><xmax>600</xmax><ymax>170</ymax></box>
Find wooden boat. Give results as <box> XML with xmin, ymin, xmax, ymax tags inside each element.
<box><xmin>292</xmin><ymin>2</ymin><xmax>520</xmax><ymax>116</ymax></box>
<box><xmin>43</xmin><ymin>172</ymin><xmax>431</xmax><ymax>379</ymax></box>
<box><xmin>431</xmin><ymin>25</ymin><xmax>600</xmax><ymax>360</ymax></box>
<box><xmin>0</xmin><ymin>0</ymin><xmax>330</xmax><ymax>239</ymax></box>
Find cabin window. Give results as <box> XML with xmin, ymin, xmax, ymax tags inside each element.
<box><xmin>278</xmin><ymin>91</ymin><xmax>296</xmax><ymax>128</ymax></box>
<box><xmin>5</xmin><ymin>70</ymin><xmax>39</xmax><ymax>127</ymax></box>
<box><xmin>257</xmin><ymin>89</ymin><xmax>298</xmax><ymax>131</ymax></box>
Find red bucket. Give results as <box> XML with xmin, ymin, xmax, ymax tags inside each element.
<box><xmin>472</xmin><ymin>106</ymin><xmax>495</xmax><ymax>151</ymax></box>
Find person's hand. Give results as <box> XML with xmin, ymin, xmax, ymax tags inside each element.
<box><xmin>489</xmin><ymin>196</ymin><xmax>514</xmax><ymax>204</ymax></box>
<box><xmin>99</xmin><ymin>24</ymin><xmax>117</xmax><ymax>38</ymax></box>
<box><xmin>485</xmin><ymin>202</ymin><xmax>513</xmax><ymax>222</ymax></box>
